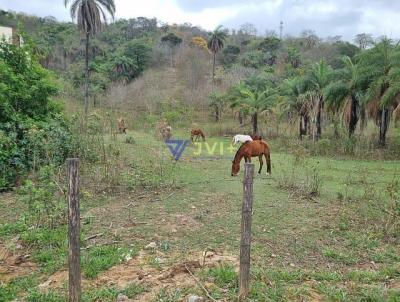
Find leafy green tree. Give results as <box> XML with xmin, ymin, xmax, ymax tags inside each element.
<box><xmin>258</xmin><ymin>36</ymin><xmax>280</xmax><ymax>65</ymax></box>
<box><xmin>207</xmin><ymin>25</ymin><xmax>227</xmax><ymax>85</ymax></box>
<box><xmin>332</xmin><ymin>41</ymin><xmax>360</xmax><ymax>68</ymax></box>
<box><xmin>0</xmin><ymin>42</ymin><xmax>68</xmax><ymax>186</ymax></box>
<box><xmin>161</xmin><ymin>32</ymin><xmax>182</xmax><ymax>67</ymax></box>
<box><xmin>222</xmin><ymin>45</ymin><xmax>240</xmax><ymax>65</ymax></box>
<box><xmin>108</xmin><ymin>40</ymin><xmax>151</xmax><ymax>83</ymax></box>
<box><xmin>64</xmin><ymin>0</ymin><xmax>116</xmax><ymax>115</ymax></box>
<box><xmin>240</xmin><ymin>50</ymin><xmax>264</xmax><ymax>68</ymax></box>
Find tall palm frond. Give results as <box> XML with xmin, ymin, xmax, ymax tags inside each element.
<box><xmin>64</xmin><ymin>0</ymin><xmax>115</xmax><ymax>115</ymax></box>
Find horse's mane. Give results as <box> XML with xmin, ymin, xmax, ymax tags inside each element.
<box><xmin>233</xmin><ymin>142</ymin><xmax>248</xmax><ymax>162</ymax></box>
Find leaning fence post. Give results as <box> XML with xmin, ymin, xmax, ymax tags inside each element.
<box><xmin>239</xmin><ymin>163</ymin><xmax>254</xmax><ymax>299</ymax></box>
<box><xmin>67</xmin><ymin>158</ymin><xmax>81</xmax><ymax>302</ymax></box>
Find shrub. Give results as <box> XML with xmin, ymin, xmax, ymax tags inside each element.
<box><xmin>18</xmin><ymin>165</ymin><xmax>66</xmax><ymax>228</ymax></box>
<box><xmin>0</xmin><ymin>41</ymin><xmax>71</xmax><ymax>187</ymax></box>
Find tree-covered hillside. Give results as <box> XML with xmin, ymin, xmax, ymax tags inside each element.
<box><xmin>1</xmin><ymin>9</ymin><xmax>399</xmax><ymax>148</ymax></box>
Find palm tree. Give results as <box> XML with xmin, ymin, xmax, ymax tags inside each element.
<box><xmin>64</xmin><ymin>0</ymin><xmax>115</xmax><ymax>115</ymax></box>
<box><xmin>358</xmin><ymin>38</ymin><xmax>400</xmax><ymax>146</ymax></box>
<box><xmin>231</xmin><ymin>83</ymin><xmax>277</xmax><ymax>134</ymax></box>
<box><xmin>279</xmin><ymin>77</ymin><xmax>311</xmax><ymax>139</ymax></box>
<box><xmin>209</xmin><ymin>92</ymin><xmax>225</xmax><ymax>121</ymax></box>
<box><xmin>324</xmin><ymin>56</ymin><xmax>363</xmax><ymax>137</ymax></box>
<box><xmin>302</xmin><ymin>59</ymin><xmax>332</xmax><ymax>140</ymax></box>
<box><xmin>207</xmin><ymin>26</ymin><xmax>227</xmax><ymax>87</ymax></box>
<box><xmin>110</xmin><ymin>54</ymin><xmax>137</xmax><ymax>84</ymax></box>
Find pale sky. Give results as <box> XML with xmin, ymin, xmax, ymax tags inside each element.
<box><xmin>1</xmin><ymin>0</ymin><xmax>399</xmax><ymax>41</ymax></box>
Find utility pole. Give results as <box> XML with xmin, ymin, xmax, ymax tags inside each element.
<box><xmin>279</xmin><ymin>21</ymin><xmax>283</xmax><ymax>40</ymax></box>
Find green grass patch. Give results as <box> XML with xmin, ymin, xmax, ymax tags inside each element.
<box><xmin>122</xmin><ymin>283</ymin><xmax>147</xmax><ymax>298</ymax></box>
<box><xmin>0</xmin><ymin>274</ymin><xmax>40</xmax><ymax>302</ymax></box>
<box><xmin>0</xmin><ymin>219</ymin><xmax>28</xmax><ymax>237</ymax></box>
<box><xmin>82</xmin><ymin>246</ymin><xmax>137</xmax><ymax>279</ymax></box>
<box><xmin>208</xmin><ymin>264</ymin><xmax>238</xmax><ymax>289</ymax></box>
<box><xmin>82</xmin><ymin>287</ymin><xmax>119</xmax><ymax>302</ymax></box>
<box><xmin>26</xmin><ymin>289</ymin><xmax>66</xmax><ymax>302</ymax></box>
<box><xmin>20</xmin><ymin>225</ymin><xmax>67</xmax><ymax>273</ymax></box>
<box><xmin>322</xmin><ymin>248</ymin><xmax>358</xmax><ymax>265</ymax></box>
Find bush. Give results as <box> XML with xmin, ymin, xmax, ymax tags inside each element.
<box><xmin>18</xmin><ymin>165</ymin><xmax>66</xmax><ymax>228</ymax></box>
<box><xmin>0</xmin><ymin>41</ymin><xmax>71</xmax><ymax>187</ymax></box>
<box><xmin>162</xmin><ymin>110</ymin><xmax>181</xmax><ymax>124</ymax></box>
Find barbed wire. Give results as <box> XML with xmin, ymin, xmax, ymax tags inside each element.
<box><xmin>0</xmin><ymin>175</ymin><xmax>394</xmax><ymax>192</ymax></box>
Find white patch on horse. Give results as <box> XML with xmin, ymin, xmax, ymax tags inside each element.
<box><xmin>232</xmin><ymin>134</ymin><xmax>253</xmax><ymax>145</ymax></box>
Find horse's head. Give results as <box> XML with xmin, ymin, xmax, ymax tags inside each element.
<box><xmin>231</xmin><ymin>160</ymin><xmax>240</xmax><ymax>176</ymax></box>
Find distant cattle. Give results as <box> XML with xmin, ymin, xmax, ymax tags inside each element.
<box><xmin>191</xmin><ymin>128</ymin><xmax>205</xmax><ymax>141</ymax></box>
<box><xmin>162</xmin><ymin>126</ymin><xmax>172</xmax><ymax>141</ymax></box>
<box><xmin>156</xmin><ymin>120</ymin><xmax>172</xmax><ymax>141</ymax></box>
<box><xmin>118</xmin><ymin>118</ymin><xmax>127</xmax><ymax>134</ymax></box>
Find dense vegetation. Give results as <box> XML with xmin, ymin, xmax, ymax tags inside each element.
<box><xmin>0</xmin><ymin>41</ymin><xmax>72</xmax><ymax>187</ymax></box>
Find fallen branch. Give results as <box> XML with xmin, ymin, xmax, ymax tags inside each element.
<box><xmin>84</xmin><ymin>233</ymin><xmax>104</xmax><ymax>241</ymax></box>
<box><xmin>185</xmin><ymin>264</ymin><xmax>218</xmax><ymax>302</ymax></box>
<box><xmin>53</xmin><ymin>179</ymin><xmax>65</xmax><ymax>195</ymax></box>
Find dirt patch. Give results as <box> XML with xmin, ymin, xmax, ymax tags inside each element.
<box><xmin>38</xmin><ymin>270</ymin><xmax>69</xmax><ymax>289</ymax></box>
<box><xmin>0</xmin><ymin>244</ymin><xmax>36</xmax><ymax>282</ymax></box>
<box><xmin>159</xmin><ymin>213</ymin><xmax>203</xmax><ymax>235</ymax></box>
<box><xmin>95</xmin><ymin>249</ymin><xmax>238</xmax><ymax>301</ymax></box>
<box><xmin>38</xmin><ymin>249</ymin><xmax>238</xmax><ymax>301</ymax></box>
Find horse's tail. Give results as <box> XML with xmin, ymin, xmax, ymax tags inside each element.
<box><xmin>261</xmin><ymin>140</ymin><xmax>271</xmax><ymax>174</ymax></box>
<box><xmin>201</xmin><ymin>130</ymin><xmax>205</xmax><ymax>141</ymax></box>
<box><xmin>265</xmin><ymin>150</ymin><xmax>271</xmax><ymax>174</ymax></box>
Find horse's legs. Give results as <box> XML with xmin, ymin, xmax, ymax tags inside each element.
<box><xmin>258</xmin><ymin>155</ymin><xmax>263</xmax><ymax>174</ymax></box>
<box><xmin>264</xmin><ymin>152</ymin><xmax>271</xmax><ymax>175</ymax></box>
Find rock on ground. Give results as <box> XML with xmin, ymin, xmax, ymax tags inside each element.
<box><xmin>188</xmin><ymin>295</ymin><xmax>205</xmax><ymax>302</ymax></box>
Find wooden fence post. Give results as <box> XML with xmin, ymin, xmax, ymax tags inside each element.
<box><xmin>239</xmin><ymin>163</ymin><xmax>254</xmax><ymax>299</ymax></box>
<box><xmin>67</xmin><ymin>158</ymin><xmax>81</xmax><ymax>302</ymax></box>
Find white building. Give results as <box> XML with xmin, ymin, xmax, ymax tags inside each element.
<box><xmin>0</xmin><ymin>26</ymin><xmax>22</xmax><ymax>46</ymax></box>
<box><xmin>0</xmin><ymin>26</ymin><xmax>13</xmax><ymax>43</ymax></box>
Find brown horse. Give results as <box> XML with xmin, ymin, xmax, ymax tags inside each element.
<box><xmin>231</xmin><ymin>140</ymin><xmax>271</xmax><ymax>176</ymax></box>
<box><xmin>191</xmin><ymin>128</ymin><xmax>206</xmax><ymax>141</ymax></box>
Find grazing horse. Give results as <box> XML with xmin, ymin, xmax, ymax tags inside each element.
<box><xmin>250</xmin><ymin>134</ymin><xmax>262</xmax><ymax>140</ymax></box>
<box><xmin>156</xmin><ymin>120</ymin><xmax>172</xmax><ymax>141</ymax></box>
<box><xmin>231</xmin><ymin>140</ymin><xmax>271</xmax><ymax>176</ymax></box>
<box><xmin>232</xmin><ymin>134</ymin><xmax>253</xmax><ymax>145</ymax></box>
<box><xmin>163</xmin><ymin>126</ymin><xmax>172</xmax><ymax>141</ymax></box>
<box><xmin>118</xmin><ymin>118</ymin><xmax>127</xmax><ymax>134</ymax></box>
<box><xmin>191</xmin><ymin>128</ymin><xmax>206</xmax><ymax>141</ymax></box>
